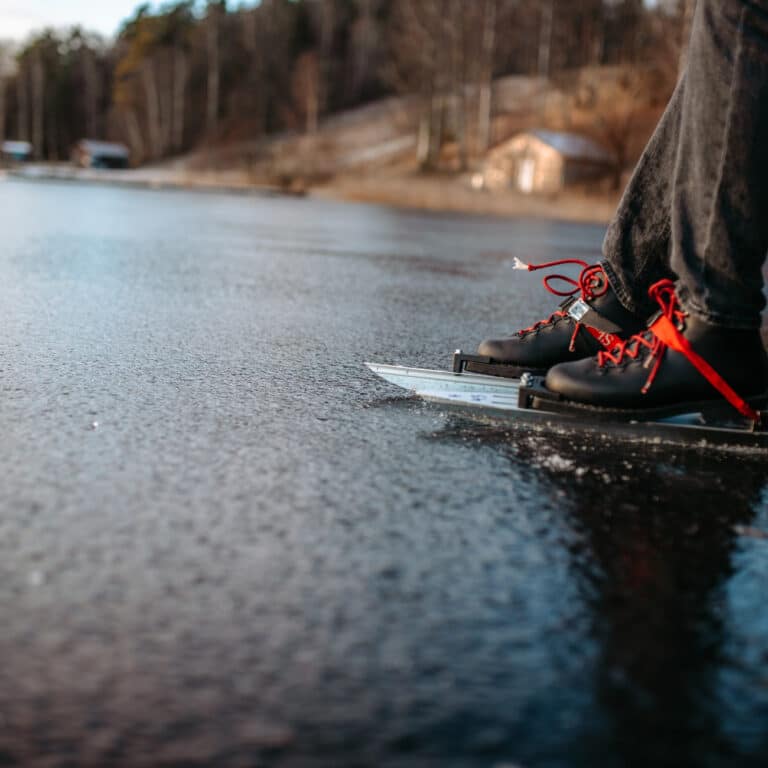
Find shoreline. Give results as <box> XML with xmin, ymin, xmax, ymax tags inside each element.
<box><xmin>4</xmin><ymin>164</ymin><xmax>289</xmax><ymax>197</ymax></box>
<box><xmin>5</xmin><ymin>164</ymin><xmax>619</xmax><ymax>225</ymax></box>
<box><xmin>317</xmin><ymin>174</ymin><xmax>619</xmax><ymax>225</ymax></box>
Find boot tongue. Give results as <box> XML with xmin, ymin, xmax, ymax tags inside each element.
<box><xmin>590</xmin><ymin>288</ymin><xmax>647</xmax><ymax>333</ymax></box>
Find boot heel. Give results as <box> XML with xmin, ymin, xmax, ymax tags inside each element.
<box><xmin>749</xmin><ymin>393</ymin><xmax>768</xmax><ymax>432</ymax></box>
<box><xmin>700</xmin><ymin>392</ymin><xmax>768</xmax><ymax>428</ymax></box>
<box><xmin>699</xmin><ymin>401</ymin><xmax>739</xmax><ymax>425</ymax></box>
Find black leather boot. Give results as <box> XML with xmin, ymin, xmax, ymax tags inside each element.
<box><xmin>476</xmin><ymin>259</ymin><xmax>645</xmax><ymax>377</ymax></box>
<box><xmin>545</xmin><ymin>279</ymin><xmax>768</xmax><ymax>420</ymax></box>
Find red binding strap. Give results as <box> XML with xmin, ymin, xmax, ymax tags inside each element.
<box><xmin>599</xmin><ymin>279</ymin><xmax>761</xmax><ymax>422</ymax></box>
<box><xmin>649</xmin><ymin>313</ymin><xmax>760</xmax><ymax>422</ymax></box>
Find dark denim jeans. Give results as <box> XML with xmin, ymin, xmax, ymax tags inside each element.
<box><xmin>602</xmin><ymin>0</ymin><xmax>768</xmax><ymax>329</ymax></box>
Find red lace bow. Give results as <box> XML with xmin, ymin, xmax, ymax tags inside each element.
<box><xmin>514</xmin><ymin>258</ymin><xmax>618</xmax><ymax>351</ymax></box>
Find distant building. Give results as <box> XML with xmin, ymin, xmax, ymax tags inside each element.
<box><xmin>71</xmin><ymin>140</ymin><xmax>130</xmax><ymax>169</ymax></box>
<box><xmin>481</xmin><ymin>130</ymin><xmax>614</xmax><ymax>194</ymax></box>
<box><xmin>1</xmin><ymin>140</ymin><xmax>33</xmax><ymax>162</ymax></box>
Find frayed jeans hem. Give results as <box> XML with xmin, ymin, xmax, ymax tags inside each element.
<box><xmin>601</xmin><ymin>259</ymin><xmax>645</xmax><ymax>317</ymax></box>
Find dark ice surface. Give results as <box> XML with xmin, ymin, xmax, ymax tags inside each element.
<box><xmin>1</xmin><ymin>179</ymin><xmax>767</xmax><ymax>768</ymax></box>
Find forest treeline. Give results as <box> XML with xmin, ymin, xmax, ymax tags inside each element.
<box><xmin>0</xmin><ymin>0</ymin><xmax>694</xmax><ymax>167</ymax></box>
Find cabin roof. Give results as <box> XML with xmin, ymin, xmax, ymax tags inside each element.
<box><xmin>528</xmin><ymin>130</ymin><xmax>613</xmax><ymax>163</ymax></box>
<box><xmin>75</xmin><ymin>139</ymin><xmax>130</xmax><ymax>159</ymax></box>
<box><xmin>1</xmin><ymin>140</ymin><xmax>32</xmax><ymax>155</ymax></box>
<box><xmin>492</xmin><ymin>130</ymin><xmax>613</xmax><ymax>164</ymax></box>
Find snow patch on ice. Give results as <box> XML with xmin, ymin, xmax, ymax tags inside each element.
<box><xmin>538</xmin><ymin>454</ymin><xmax>575</xmax><ymax>472</ymax></box>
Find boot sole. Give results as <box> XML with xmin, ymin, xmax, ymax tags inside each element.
<box><xmin>526</xmin><ymin>386</ymin><xmax>768</xmax><ymax>426</ymax></box>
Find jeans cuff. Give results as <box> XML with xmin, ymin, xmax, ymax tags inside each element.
<box><xmin>676</xmin><ymin>282</ymin><xmax>762</xmax><ymax>330</ymax></box>
<box><xmin>600</xmin><ymin>259</ymin><xmax>643</xmax><ymax>316</ymax></box>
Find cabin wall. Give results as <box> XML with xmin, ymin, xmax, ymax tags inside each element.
<box><xmin>530</xmin><ymin>142</ymin><xmax>563</xmax><ymax>194</ymax></box>
<box><xmin>484</xmin><ymin>135</ymin><xmax>563</xmax><ymax>194</ymax></box>
<box><xmin>483</xmin><ymin>132</ymin><xmax>612</xmax><ymax>194</ymax></box>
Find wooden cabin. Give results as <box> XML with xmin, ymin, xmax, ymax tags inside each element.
<box><xmin>71</xmin><ymin>140</ymin><xmax>130</xmax><ymax>169</ymax></box>
<box><xmin>1</xmin><ymin>140</ymin><xmax>32</xmax><ymax>163</ymax></box>
<box><xmin>483</xmin><ymin>130</ymin><xmax>614</xmax><ymax>194</ymax></box>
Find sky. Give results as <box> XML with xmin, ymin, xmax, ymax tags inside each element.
<box><xmin>1</xmin><ymin>0</ymin><xmax>660</xmax><ymax>45</ymax></box>
<box><xmin>0</xmin><ymin>0</ymin><xmax>145</xmax><ymax>41</ymax></box>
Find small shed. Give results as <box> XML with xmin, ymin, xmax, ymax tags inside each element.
<box><xmin>1</xmin><ymin>140</ymin><xmax>32</xmax><ymax>162</ymax></box>
<box><xmin>71</xmin><ymin>140</ymin><xmax>130</xmax><ymax>169</ymax></box>
<box><xmin>482</xmin><ymin>130</ymin><xmax>614</xmax><ymax>194</ymax></box>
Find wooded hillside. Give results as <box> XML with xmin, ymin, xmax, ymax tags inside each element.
<box><xmin>0</xmin><ymin>0</ymin><xmax>694</xmax><ymax>168</ymax></box>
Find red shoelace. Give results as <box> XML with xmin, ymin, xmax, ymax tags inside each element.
<box><xmin>514</xmin><ymin>257</ymin><xmax>615</xmax><ymax>351</ymax></box>
<box><xmin>597</xmin><ymin>279</ymin><xmax>760</xmax><ymax>421</ymax></box>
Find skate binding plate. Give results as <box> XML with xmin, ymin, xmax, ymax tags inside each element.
<box><xmin>517</xmin><ymin>372</ymin><xmax>768</xmax><ymax>432</ymax></box>
<box><xmin>452</xmin><ymin>350</ymin><xmax>538</xmax><ymax>379</ymax></box>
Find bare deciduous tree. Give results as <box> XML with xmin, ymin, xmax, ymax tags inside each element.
<box><xmin>206</xmin><ymin>2</ymin><xmax>223</xmax><ymax>135</ymax></box>
<box><xmin>31</xmin><ymin>48</ymin><xmax>44</xmax><ymax>159</ymax></box>
<box><xmin>592</xmin><ymin>66</ymin><xmax>648</xmax><ymax>189</ymax></box>
<box><xmin>292</xmin><ymin>51</ymin><xmax>320</xmax><ymax>134</ymax></box>
<box><xmin>0</xmin><ymin>41</ymin><xmax>16</xmax><ymax>144</ymax></box>
<box><xmin>477</xmin><ymin>0</ymin><xmax>497</xmax><ymax>155</ymax></box>
<box><xmin>538</xmin><ymin>0</ymin><xmax>554</xmax><ymax>77</ymax></box>
<box><xmin>17</xmin><ymin>61</ymin><xmax>29</xmax><ymax>141</ymax></box>
<box><xmin>142</xmin><ymin>60</ymin><xmax>162</xmax><ymax>158</ymax></box>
